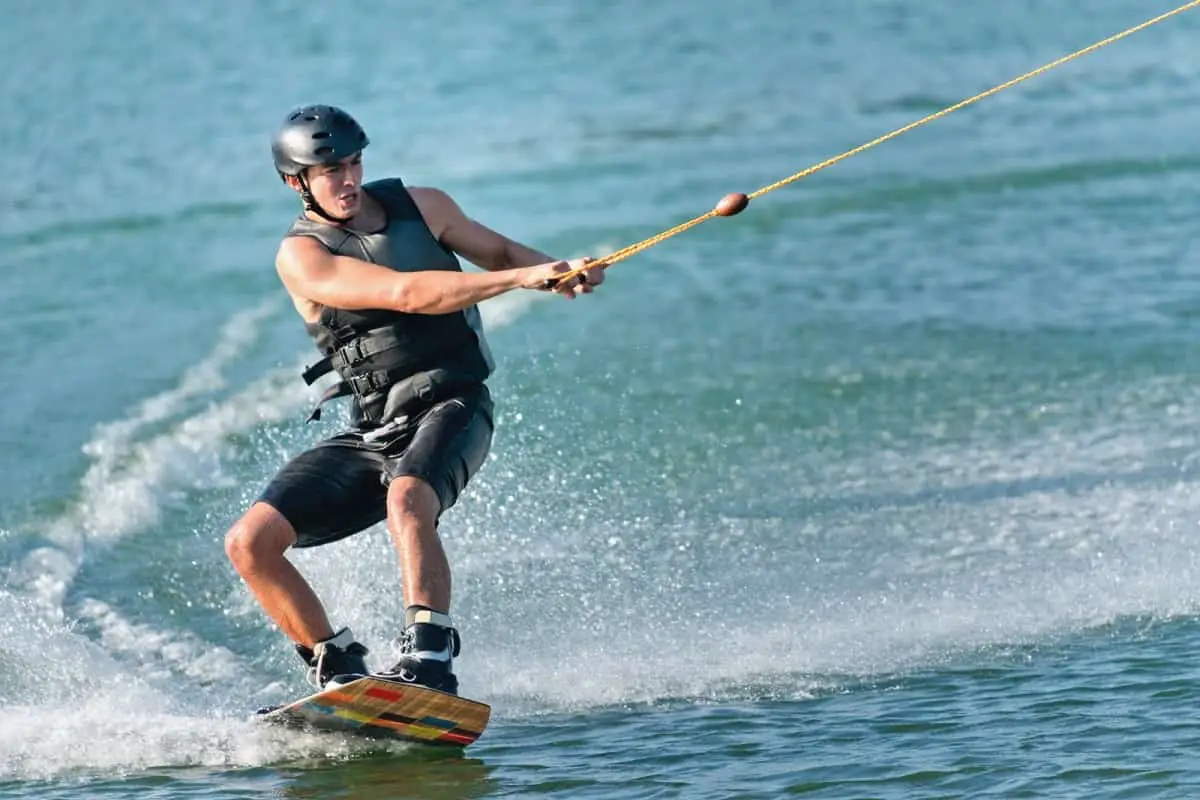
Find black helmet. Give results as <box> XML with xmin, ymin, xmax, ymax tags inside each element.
<box><xmin>271</xmin><ymin>105</ymin><xmax>369</xmax><ymax>177</ymax></box>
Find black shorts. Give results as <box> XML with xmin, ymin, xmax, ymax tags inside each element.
<box><xmin>258</xmin><ymin>385</ymin><xmax>494</xmax><ymax>548</ymax></box>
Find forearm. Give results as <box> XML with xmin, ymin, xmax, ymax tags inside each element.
<box><xmin>394</xmin><ymin>268</ymin><xmax>524</xmax><ymax>315</ymax></box>
<box><xmin>485</xmin><ymin>239</ymin><xmax>554</xmax><ymax>271</ymax></box>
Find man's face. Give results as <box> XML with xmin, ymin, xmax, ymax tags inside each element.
<box><xmin>298</xmin><ymin>152</ymin><xmax>363</xmax><ymax>218</ymax></box>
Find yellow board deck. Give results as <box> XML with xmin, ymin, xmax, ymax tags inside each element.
<box><xmin>260</xmin><ymin>676</ymin><xmax>491</xmax><ymax>747</ymax></box>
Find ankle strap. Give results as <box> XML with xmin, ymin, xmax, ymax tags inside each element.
<box><xmin>408</xmin><ymin>608</ymin><xmax>454</xmax><ymax>628</ymax></box>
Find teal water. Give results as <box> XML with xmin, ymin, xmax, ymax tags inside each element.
<box><xmin>3</xmin><ymin>1</ymin><xmax>1200</xmax><ymax>797</ymax></box>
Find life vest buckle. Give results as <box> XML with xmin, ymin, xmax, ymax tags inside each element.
<box><xmin>336</xmin><ymin>338</ymin><xmax>368</xmax><ymax>368</ymax></box>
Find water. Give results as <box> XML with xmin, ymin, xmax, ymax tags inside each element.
<box><xmin>3</xmin><ymin>1</ymin><xmax>1200</xmax><ymax>797</ymax></box>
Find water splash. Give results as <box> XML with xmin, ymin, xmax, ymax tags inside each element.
<box><xmin>0</xmin><ymin>290</ymin><xmax>542</xmax><ymax>780</ymax></box>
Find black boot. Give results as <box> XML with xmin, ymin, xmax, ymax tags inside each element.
<box><xmin>296</xmin><ymin>627</ymin><xmax>369</xmax><ymax>690</ymax></box>
<box><xmin>376</xmin><ymin>609</ymin><xmax>460</xmax><ymax>695</ymax></box>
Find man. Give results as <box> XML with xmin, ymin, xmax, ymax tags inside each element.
<box><xmin>224</xmin><ymin>104</ymin><xmax>601</xmax><ymax>695</ymax></box>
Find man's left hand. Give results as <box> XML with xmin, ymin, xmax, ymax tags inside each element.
<box><xmin>571</xmin><ymin>257</ymin><xmax>605</xmax><ymax>295</ymax></box>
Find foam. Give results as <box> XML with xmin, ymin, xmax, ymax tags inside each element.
<box><xmin>0</xmin><ymin>699</ymin><xmax>384</xmax><ymax>781</ymax></box>
<box><xmin>0</xmin><ymin>290</ymin><xmax>545</xmax><ymax>778</ymax></box>
<box><xmin>6</xmin><ymin>284</ymin><xmax>1200</xmax><ymax>774</ymax></box>
<box><xmin>427</xmin><ymin>378</ymin><xmax>1200</xmax><ymax>714</ymax></box>
<box><xmin>75</xmin><ymin>599</ymin><xmax>241</xmax><ymax>685</ymax></box>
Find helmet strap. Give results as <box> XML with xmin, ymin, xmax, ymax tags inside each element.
<box><xmin>297</xmin><ymin>172</ymin><xmax>354</xmax><ymax>225</ymax></box>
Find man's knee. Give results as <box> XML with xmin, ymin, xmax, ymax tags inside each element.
<box><xmin>386</xmin><ymin>476</ymin><xmax>440</xmax><ymax>523</ymax></box>
<box><xmin>224</xmin><ymin>502</ymin><xmax>296</xmax><ymax>575</ymax></box>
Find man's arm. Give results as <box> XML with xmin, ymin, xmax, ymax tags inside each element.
<box><xmin>415</xmin><ymin>187</ymin><xmax>605</xmax><ymax>290</ymax></box>
<box><xmin>412</xmin><ymin>187</ymin><xmax>560</xmax><ymax>271</ymax></box>
<box><xmin>276</xmin><ymin>236</ymin><xmax>568</xmax><ymax>316</ymax></box>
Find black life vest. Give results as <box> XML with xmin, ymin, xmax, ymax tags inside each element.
<box><xmin>286</xmin><ymin>178</ymin><xmax>494</xmax><ymax>426</ymax></box>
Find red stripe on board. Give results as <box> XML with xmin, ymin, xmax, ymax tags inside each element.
<box><xmin>439</xmin><ymin>731</ymin><xmax>477</xmax><ymax>745</ymax></box>
<box><xmin>365</xmin><ymin>686</ymin><xmax>404</xmax><ymax>702</ymax></box>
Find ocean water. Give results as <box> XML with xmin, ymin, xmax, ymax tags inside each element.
<box><xmin>3</xmin><ymin>1</ymin><xmax>1200</xmax><ymax>797</ymax></box>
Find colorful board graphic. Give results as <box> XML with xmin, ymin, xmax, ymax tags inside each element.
<box><xmin>260</xmin><ymin>676</ymin><xmax>490</xmax><ymax>746</ymax></box>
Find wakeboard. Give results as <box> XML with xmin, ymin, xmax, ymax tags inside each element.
<box><xmin>259</xmin><ymin>676</ymin><xmax>490</xmax><ymax>747</ymax></box>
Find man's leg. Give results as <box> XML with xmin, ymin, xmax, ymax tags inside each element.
<box><xmin>379</xmin><ymin>476</ymin><xmax>460</xmax><ymax>692</ymax></box>
<box><xmin>376</xmin><ymin>391</ymin><xmax>494</xmax><ymax>693</ymax></box>
<box><xmin>224</xmin><ymin>501</ymin><xmax>333</xmax><ymax>647</ymax></box>
<box><xmin>386</xmin><ymin>477</ymin><xmax>451</xmax><ymax>611</ymax></box>
<box><xmin>226</xmin><ymin>501</ymin><xmax>372</xmax><ymax>687</ymax></box>
<box><xmin>228</xmin><ymin>436</ymin><xmax>387</xmax><ymax>686</ymax></box>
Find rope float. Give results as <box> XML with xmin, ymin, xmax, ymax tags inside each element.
<box><xmin>551</xmin><ymin>0</ymin><xmax>1200</xmax><ymax>288</ymax></box>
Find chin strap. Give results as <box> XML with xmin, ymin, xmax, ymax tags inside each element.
<box><xmin>297</xmin><ymin>173</ymin><xmax>353</xmax><ymax>224</ymax></box>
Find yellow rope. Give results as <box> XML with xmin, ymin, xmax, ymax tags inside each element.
<box><xmin>555</xmin><ymin>0</ymin><xmax>1200</xmax><ymax>286</ymax></box>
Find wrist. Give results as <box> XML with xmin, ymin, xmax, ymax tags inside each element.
<box><xmin>506</xmin><ymin>267</ymin><xmax>529</xmax><ymax>290</ymax></box>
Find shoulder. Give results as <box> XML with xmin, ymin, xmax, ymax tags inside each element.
<box><xmin>363</xmin><ymin>176</ymin><xmax>407</xmax><ymax>196</ymax></box>
<box><xmin>407</xmin><ymin>186</ymin><xmax>464</xmax><ymax>237</ymax></box>
<box><xmin>407</xmin><ymin>185</ymin><xmax>458</xmax><ymax>211</ymax></box>
<box><xmin>361</xmin><ymin>177</ymin><xmax>459</xmax><ymax>215</ymax></box>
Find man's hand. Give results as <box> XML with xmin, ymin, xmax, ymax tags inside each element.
<box><xmin>517</xmin><ymin>257</ymin><xmax>605</xmax><ymax>300</ymax></box>
<box><xmin>573</xmin><ymin>258</ymin><xmax>605</xmax><ymax>295</ymax></box>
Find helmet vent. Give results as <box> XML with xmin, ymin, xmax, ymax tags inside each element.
<box><xmin>273</xmin><ymin>105</ymin><xmax>368</xmax><ymax>175</ymax></box>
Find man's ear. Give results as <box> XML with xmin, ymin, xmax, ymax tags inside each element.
<box><xmin>283</xmin><ymin>174</ymin><xmax>303</xmax><ymax>191</ymax></box>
